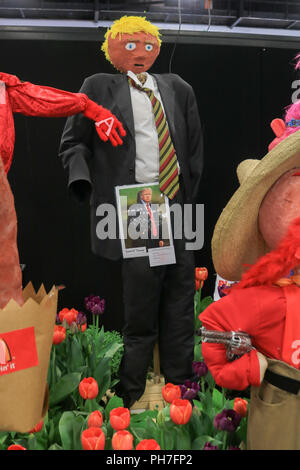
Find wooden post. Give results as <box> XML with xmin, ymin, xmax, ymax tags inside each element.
<box><xmin>153</xmin><ymin>341</ymin><xmax>161</xmax><ymax>384</ymax></box>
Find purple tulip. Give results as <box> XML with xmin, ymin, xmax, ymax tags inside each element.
<box><xmin>85</xmin><ymin>295</ymin><xmax>105</xmax><ymax>315</ymax></box>
<box><xmin>213</xmin><ymin>409</ymin><xmax>241</xmax><ymax>432</ymax></box>
<box><xmin>203</xmin><ymin>442</ymin><xmax>218</xmax><ymax>450</ymax></box>
<box><xmin>179</xmin><ymin>380</ymin><xmax>200</xmax><ymax>400</ymax></box>
<box><xmin>76</xmin><ymin>312</ymin><xmax>87</xmax><ymax>325</ymax></box>
<box><xmin>192</xmin><ymin>361</ymin><xmax>208</xmax><ymax>378</ymax></box>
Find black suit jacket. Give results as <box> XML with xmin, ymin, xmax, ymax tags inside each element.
<box><xmin>59</xmin><ymin>72</ymin><xmax>203</xmax><ymax>260</ymax></box>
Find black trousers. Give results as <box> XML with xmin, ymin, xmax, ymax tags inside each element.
<box><xmin>117</xmin><ymin>188</ymin><xmax>196</xmax><ymax>404</ymax></box>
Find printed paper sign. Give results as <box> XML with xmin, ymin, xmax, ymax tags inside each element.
<box><xmin>0</xmin><ymin>327</ymin><xmax>39</xmax><ymax>376</ymax></box>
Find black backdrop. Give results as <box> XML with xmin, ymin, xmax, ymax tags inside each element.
<box><xmin>2</xmin><ymin>38</ymin><xmax>299</xmax><ymax>331</ymax></box>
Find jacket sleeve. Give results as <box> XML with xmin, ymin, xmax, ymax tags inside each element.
<box><xmin>185</xmin><ymin>85</ymin><xmax>204</xmax><ymax>203</ymax></box>
<box><xmin>199</xmin><ymin>289</ymin><xmax>261</xmax><ymax>390</ymax></box>
<box><xmin>58</xmin><ymin>78</ymin><xmax>95</xmax><ymax>203</ymax></box>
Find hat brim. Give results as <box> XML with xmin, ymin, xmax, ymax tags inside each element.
<box><xmin>212</xmin><ymin>129</ymin><xmax>300</xmax><ymax>281</ymax></box>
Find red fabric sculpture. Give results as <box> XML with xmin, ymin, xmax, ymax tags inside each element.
<box><xmin>0</xmin><ymin>72</ymin><xmax>126</xmax><ymax>308</ymax></box>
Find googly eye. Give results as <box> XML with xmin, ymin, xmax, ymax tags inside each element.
<box><xmin>145</xmin><ymin>44</ymin><xmax>153</xmax><ymax>52</ymax></box>
<box><xmin>125</xmin><ymin>42</ymin><xmax>136</xmax><ymax>51</ymax></box>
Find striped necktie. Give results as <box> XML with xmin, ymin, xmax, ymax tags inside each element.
<box><xmin>128</xmin><ymin>76</ymin><xmax>180</xmax><ymax>200</ymax></box>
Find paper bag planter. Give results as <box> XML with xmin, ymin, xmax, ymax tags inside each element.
<box><xmin>0</xmin><ymin>282</ymin><xmax>57</xmax><ymax>433</ymax></box>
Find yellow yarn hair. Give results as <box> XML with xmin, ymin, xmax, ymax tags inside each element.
<box><xmin>101</xmin><ymin>15</ymin><xmax>162</xmax><ymax>64</ymax></box>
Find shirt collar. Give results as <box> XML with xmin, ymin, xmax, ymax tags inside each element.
<box><xmin>127</xmin><ymin>71</ymin><xmax>155</xmax><ymax>91</ymax></box>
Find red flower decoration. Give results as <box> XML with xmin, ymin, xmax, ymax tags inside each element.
<box><xmin>233</xmin><ymin>398</ymin><xmax>248</xmax><ymax>417</ymax></box>
<box><xmin>88</xmin><ymin>410</ymin><xmax>103</xmax><ymax>428</ymax></box>
<box><xmin>109</xmin><ymin>407</ymin><xmax>131</xmax><ymax>431</ymax></box>
<box><xmin>136</xmin><ymin>439</ymin><xmax>161</xmax><ymax>450</ymax></box>
<box><xmin>79</xmin><ymin>377</ymin><xmax>99</xmax><ymax>400</ymax></box>
<box><xmin>162</xmin><ymin>383</ymin><xmax>181</xmax><ymax>404</ymax></box>
<box><xmin>53</xmin><ymin>325</ymin><xmax>66</xmax><ymax>345</ymax></box>
<box><xmin>112</xmin><ymin>430</ymin><xmax>134</xmax><ymax>450</ymax></box>
<box><xmin>170</xmin><ymin>399</ymin><xmax>193</xmax><ymax>425</ymax></box>
<box><xmin>81</xmin><ymin>427</ymin><xmax>105</xmax><ymax>450</ymax></box>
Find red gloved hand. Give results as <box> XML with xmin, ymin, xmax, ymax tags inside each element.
<box><xmin>83</xmin><ymin>99</ymin><xmax>126</xmax><ymax>147</ymax></box>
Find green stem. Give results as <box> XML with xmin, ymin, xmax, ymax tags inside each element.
<box><xmin>223</xmin><ymin>432</ymin><xmax>228</xmax><ymax>450</ymax></box>
<box><xmin>52</xmin><ymin>347</ymin><xmax>56</xmax><ymax>385</ymax></box>
<box><xmin>96</xmin><ymin>315</ymin><xmax>99</xmax><ymax>331</ymax></box>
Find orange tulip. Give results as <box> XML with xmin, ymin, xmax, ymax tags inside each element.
<box><xmin>170</xmin><ymin>399</ymin><xmax>192</xmax><ymax>425</ymax></box>
<box><xmin>162</xmin><ymin>383</ymin><xmax>181</xmax><ymax>403</ymax></box>
<box><xmin>79</xmin><ymin>377</ymin><xmax>99</xmax><ymax>400</ymax></box>
<box><xmin>109</xmin><ymin>407</ymin><xmax>131</xmax><ymax>431</ymax></box>
<box><xmin>59</xmin><ymin>307</ymin><xmax>78</xmax><ymax>326</ymax></box>
<box><xmin>53</xmin><ymin>325</ymin><xmax>66</xmax><ymax>345</ymax></box>
<box><xmin>7</xmin><ymin>444</ymin><xmax>27</xmax><ymax>450</ymax></box>
<box><xmin>28</xmin><ymin>419</ymin><xmax>43</xmax><ymax>433</ymax></box>
<box><xmin>136</xmin><ymin>439</ymin><xmax>161</xmax><ymax>450</ymax></box>
<box><xmin>112</xmin><ymin>430</ymin><xmax>134</xmax><ymax>450</ymax></box>
<box><xmin>87</xmin><ymin>410</ymin><xmax>103</xmax><ymax>428</ymax></box>
<box><xmin>81</xmin><ymin>427</ymin><xmax>105</xmax><ymax>450</ymax></box>
<box><xmin>195</xmin><ymin>267</ymin><xmax>208</xmax><ymax>282</ymax></box>
<box><xmin>233</xmin><ymin>398</ymin><xmax>248</xmax><ymax>417</ymax></box>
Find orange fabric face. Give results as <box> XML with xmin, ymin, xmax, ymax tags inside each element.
<box><xmin>107</xmin><ymin>32</ymin><xmax>160</xmax><ymax>74</ymax></box>
<box><xmin>258</xmin><ymin>168</ymin><xmax>300</xmax><ymax>250</ymax></box>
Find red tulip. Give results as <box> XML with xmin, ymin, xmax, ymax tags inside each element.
<box><xmin>162</xmin><ymin>383</ymin><xmax>181</xmax><ymax>404</ymax></box>
<box><xmin>79</xmin><ymin>377</ymin><xmax>99</xmax><ymax>399</ymax></box>
<box><xmin>7</xmin><ymin>444</ymin><xmax>27</xmax><ymax>450</ymax></box>
<box><xmin>59</xmin><ymin>307</ymin><xmax>78</xmax><ymax>326</ymax></box>
<box><xmin>195</xmin><ymin>279</ymin><xmax>201</xmax><ymax>291</ymax></box>
<box><xmin>28</xmin><ymin>419</ymin><xmax>43</xmax><ymax>433</ymax></box>
<box><xmin>112</xmin><ymin>430</ymin><xmax>134</xmax><ymax>450</ymax></box>
<box><xmin>170</xmin><ymin>399</ymin><xmax>192</xmax><ymax>425</ymax></box>
<box><xmin>88</xmin><ymin>410</ymin><xmax>103</xmax><ymax>428</ymax></box>
<box><xmin>79</xmin><ymin>322</ymin><xmax>87</xmax><ymax>332</ymax></box>
<box><xmin>81</xmin><ymin>427</ymin><xmax>105</xmax><ymax>450</ymax></box>
<box><xmin>136</xmin><ymin>439</ymin><xmax>161</xmax><ymax>450</ymax></box>
<box><xmin>109</xmin><ymin>407</ymin><xmax>131</xmax><ymax>431</ymax></box>
<box><xmin>233</xmin><ymin>398</ymin><xmax>248</xmax><ymax>417</ymax></box>
<box><xmin>195</xmin><ymin>267</ymin><xmax>208</xmax><ymax>282</ymax></box>
<box><xmin>53</xmin><ymin>325</ymin><xmax>66</xmax><ymax>345</ymax></box>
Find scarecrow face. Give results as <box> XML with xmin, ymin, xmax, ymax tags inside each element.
<box><xmin>108</xmin><ymin>31</ymin><xmax>160</xmax><ymax>74</ymax></box>
<box><xmin>258</xmin><ymin>167</ymin><xmax>300</xmax><ymax>250</ymax></box>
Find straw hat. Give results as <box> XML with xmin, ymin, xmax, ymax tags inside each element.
<box><xmin>212</xmin><ymin>129</ymin><xmax>300</xmax><ymax>281</ymax></box>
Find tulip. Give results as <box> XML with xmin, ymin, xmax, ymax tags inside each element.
<box><xmin>88</xmin><ymin>410</ymin><xmax>103</xmax><ymax>428</ymax></box>
<box><xmin>203</xmin><ymin>442</ymin><xmax>218</xmax><ymax>450</ymax></box>
<box><xmin>112</xmin><ymin>430</ymin><xmax>134</xmax><ymax>450</ymax></box>
<box><xmin>162</xmin><ymin>383</ymin><xmax>181</xmax><ymax>403</ymax></box>
<box><xmin>233</xmin><ymin>398</ymin><xmax>248</xmax><ymax>417</ymax></box>
<box><xmin>170</xmin><ymin>399</ymin><xmax>192</xmax><ymax>425</ymax></box>
<box><xmin>109</xmin><ymin>407</ymin><xmax>131</xmax><ymax>431</ymax></box>
<box><xmin>192</xmin><ymin>361</ymin><xmax>208</xmax><ymax>378</ymax></box>
<box><xmin>79</xmin><ymin>377</ymin><xmax>99</xmax><ymax>400</ymax></box>
<box><xmin>213</xmin><ymin>409</ymin><xmax>241</xmax><ymax>432</ymax></box>
<box><xmin>136</xmin><ymin>439</ymin><xmax>161</xmax><ymax>450</ymax></box>
<box><xmin>179</xmin><ymin>380</ymin><xmax>200</xmax><ymax>401</ymax></box>
<box><xmin>77</xmin><ymin>312</ymin><xmax>87</xmax><ymax>332</ymax></box>
<box><xmin>58</xmin><ymin>307</ymin><xmax>78</xmax><ymax>326</ymax></box>
<box><xmin>195</xmin><ymin>267</ymin><xmax>208</xmax><ymax>282</ymax></box>
<box><xmin>53</xmin><ymin>325</ymin><xmax>66</xmax><ymax>345</ymax></box>
<box><xmin>81</xmin><ymin>427</ymin><xmax>106</xmax><ymax>450</ymax></box>
<box><xmin>28</xmin><ymin>419</ymin><xmax>43</xmax><ymax>433</ymax></box>
<box><xmin>195</xmin><ymin>279</ymin><xmax>201</xmax><ymax>291</ymax></box>
<box><xmin>7</xmin><ymin>444</ymin><xmax>27</xmax><ymax>450</ymax></box>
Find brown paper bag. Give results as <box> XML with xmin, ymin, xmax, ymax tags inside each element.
<box><xmin>0</xmin><ymin>282</ymin><xmax>57</xmax><ymax>432</ymax></box>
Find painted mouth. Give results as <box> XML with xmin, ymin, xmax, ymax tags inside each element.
<box><xmin>134</xmin><ymin>64</ymin><xmax>144</xmax><ymax>67</ymax></box>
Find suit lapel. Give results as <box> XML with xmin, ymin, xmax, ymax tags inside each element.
<box><xmin>110</xmin><ymin>74</ymin><xmax>135</xmax><ymax>138</ymax></box>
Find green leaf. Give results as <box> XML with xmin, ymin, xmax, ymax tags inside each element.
<box><xmin>49</xmin><ymin>372</ymin><xmax>82</xmax><ymax>407</ymax></box>
<box><xmin>212</xmin><ymin>388</ymin><xmax>225</xmax><ymax>412</ymax></box>
<box><xmin>191</xmin><ymin>435</ymin><xmax>223</xmax><ymax>450</ymax></box>
<box><xmin>175</xmin><ymin>426</ymin><xmax>191</xmax><ymax>450</ymax></box>
<box><xmin>48</xmin><ymin>443</ymin><xmax>64</xmax><ymax>450</ymax></box>
<box><xmin>163</xmin><ymin>428</ymin><xmax>175</xmax><ymax>450</ymax></box>
<box><xmin>104</xmin><ymin>395</ymin><xmax>124</xmax><ymax>421</ymax></box>
<box><xmin>101</xmin><ymin>341</ymin><xmax>123</xmax><ymax>360</ymax></box>
<box><xmin>94</xmin><ymin>357</ymin><xmax>111</xmax><ymax>399</ymax></box>
<box><xmin>58</xmin><ymin>411</ymin><xmax>85</xmax><ymax>450</ymax></box>
<box><xmin>69</xmin><ymin>336</ymin><xmax>85</xmax><ymax>371</ymax></box>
